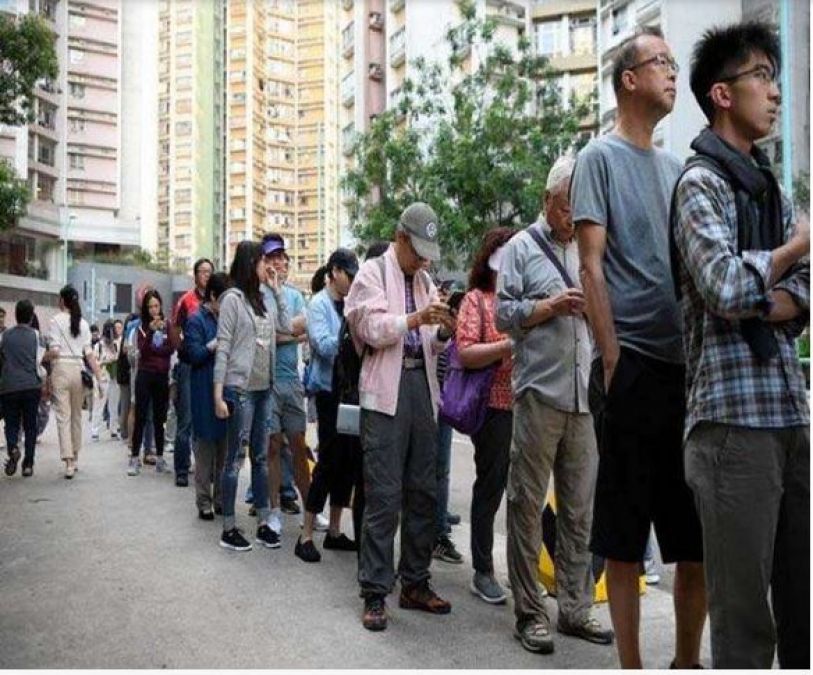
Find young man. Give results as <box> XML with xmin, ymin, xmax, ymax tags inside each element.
<box><xmin>497</xmin><ymin>155</ymin><xmax>613</xmax><ymax>655</ymax></box>
<box><xmin>571</xmin><ymin>27</ymin><xmax>707</xmax><ymax>669</ymax></box>
<box><xmin>673</xmin><ymin>23</ymin><xmax>809</xmax><ymax>669</ymax></box>
<box><xmin>171</xmin><ymin>258</ymin><xmax>213</xmax><ymax>487</ymax></box>
<box><xmin>345</xmin><ymin>202</ymin><xmax>455</xmax><ymax>631</ymax></box>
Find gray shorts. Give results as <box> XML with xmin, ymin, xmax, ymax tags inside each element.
<box><xmin>269</xmin><ymin>378</ymin><xmax>307</xmax><ymax>436</ymax></box>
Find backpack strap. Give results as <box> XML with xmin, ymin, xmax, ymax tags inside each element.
<box><xmin>526</xmin><ymin>224</ymin><xmax>575</xmax><ymax>288</ymax></box>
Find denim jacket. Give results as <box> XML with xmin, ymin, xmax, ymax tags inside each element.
<box><xmin>305</xmin><ymin>288</ymin><xmax>343</xmax><ymax>394</ymax></box>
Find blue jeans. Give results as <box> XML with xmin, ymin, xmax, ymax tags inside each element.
<box><xmin>435</xmin><ymin>420</ymin><xmax>453</xmax><ymax>538</ymax></box>
<box><xmin>173</xmin><ymin>362</ymin><xmax>193</xmax><ymax>477</ymax></box>
<box><xmin>221</xmin><ymin>386</ymin><xmax>272</xmax><ymax>531</ymax></box>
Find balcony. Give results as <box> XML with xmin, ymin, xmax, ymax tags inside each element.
<box><xmin>368</xmin><ymin>62</ymin><xmax>384</xmax><ymax>81</ymax></box>
<box><xmin>488</xmin><ymin>1</ymin><xmax>526</xmax><ymax>29</ymax></box>
<box><xmin>342</xmin><ymin>22</ymin><xmax>354</xmax><ymax>58</ymax></box>
<box><xmin>341</xmin><ymin>72</ymin><xmax>355</xmax><ymax>107</ymax></box>
<box><xmin>369</xmin><ymin>11</ymin><xmax>384</xmax><ymax>31</ymax></box>
<box><xmin>342</xmin><ymin>123</ymin><xmax>355</xmax><ymax>157</ymax></box>
<box><xmin>389</xmin><ymin>27</ymin><xmax>406</xmax><ymax>67</ymax></box>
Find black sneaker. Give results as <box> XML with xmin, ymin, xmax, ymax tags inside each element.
<box><xmin>433</xmin><ymin>535</ymin><xmax>464</xmax><ymax>564</ymax></box>
<box><xmin>4</xmin><ymin>447</ymin><xmax>20</xmax><ymax>476</ymax></box>
<box><xmin>324</xmin><ymin>533</ymin><xmax>358</xmax><ymax>551</ymax></box>
<box><xmin>198</xmin><ymin>509</ymin><xmax>215</xmax><ymax>521</ymax></box>
<box><xmin>362</xmin><ymin>595</ymin><xmax>388</xmax><ymax>631</ymax></box>
<box><xmin>295</xmin><ymin>536</ymin><xmax>322</xmax><ymax>563</ymax></box>
<box><xmin>175</xmin><ymin>474</ymin><xmax>189</xmax><ymax>487</ymax></box>
<box><xmin>280</xmin><ymin>497</ymin><xmax>301</xmax><ymax>514</ymax></box>
<box><xmin>256</xmin><ymin>524</ymin><xmax>281</xmax><ymax>549</ymax></box>
<box><xmin>219</xmin><ymin>528</ymin><xmax>252</xmax><ymax>551</ymax></box>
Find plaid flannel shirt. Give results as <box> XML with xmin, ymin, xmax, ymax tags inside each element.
<box><xmin>673</xmin><ymin>166</ymin><xmax>809</xmax><ymax>438</ymax></box>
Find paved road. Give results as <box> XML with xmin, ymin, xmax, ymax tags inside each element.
<box><xmin>0</xmin><ymin>420</ymin><xmax>709</xmax><ymax>669</ymax></box>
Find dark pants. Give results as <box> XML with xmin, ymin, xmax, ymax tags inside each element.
<box><xmin>2</xmin><ymin>389</ymin><xmax>40</xmax><ymax>468</ymax></box>
<box><xmin>131</xmin><ymin>370</ymin><xmax>170</xmax><ymax>458</ymax></box>
<box><xmin>306</xmin><ymin>390</ymin><xmax>361</xmax><ymax>514</ymax></box>
<box><xmin>470</xmin><ymin>407</ymin><xmax>512</xmax><ymax>574</ymax></box>
<box><xmin>173</xmin><ymin>361</ymin><xmax>193</xmax><ymax>478</ymax></box>
<box><xmin>359</xmin><ymin>368</ymin><xmax>438</xmax><ymax>596</ymax></box>
<box><xmin>685</xmin><ymin>423</ymin><xmax>810</xmax><ymax>669</ymax></box>
<box><xmin>435</xmin><ymin>420</ymin><xmax>454</xmax><ymax>538</ymax></box>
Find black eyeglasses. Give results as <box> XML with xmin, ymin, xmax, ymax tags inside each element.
<box><xmin>627</xmin><ymin>53</ymin><xmax>679</xmax><ymax>75</ymax></box>
<box><xmin>716</xmin><ymin>64</ymin><xmax>777</xmax><ymax>86</ymax></box>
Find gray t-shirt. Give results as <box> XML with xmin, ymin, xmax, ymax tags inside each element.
<box><xmin>571</xmin><ymin>133</ymin><xmax>684</xmax><ymax>363</ymax></box>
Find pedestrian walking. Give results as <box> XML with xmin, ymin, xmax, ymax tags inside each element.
<box><xmin>345</xmin><ymin>202</ymin><xmax>455</xmax><ymax>631</ymax></box>
<box><xmin>456</xmin><ymin>227</ymin><xmax>517</xmax><ymax>604</ymax></box>
<box><xmin>1</xmin><ymin>300</ymin><xmax>46</xmax><ymax>477</ymax></box>
<box><xmin>46</xmin><ymin>285</ymin><xmax>104</xmax><ymax>479</ymax></box>
<box><xmin>673</xmin><ymin>23</ymin><xmax>809</xmax><ymax>669</ymax></box>
<box><xmin>213</xmin><ymin>240</ymin><xmax>288</xmax><ymax>552</ymax></box>
<box><xmin>91</xmin><ymin>320</ymin><xmax>120</xmax><ymax>441</ymax></box>
<box><xmin>127</xmin><ymin>289</ymin><xmax>175</xmax><ymax>476</ymax></box>
<box><xmin>571</xmin><ymin>27</ymin><xmax>706</xmax><ymax>669</ymax></box>
<box><xmin>185</xmin><ymin>272</ymin><xmax>231</xmax><ymax>521</ymax></box>
<box><xmin>296</xmin><ymin>247</ymin><xmax>361</xmax><ymax>563</ymax></box>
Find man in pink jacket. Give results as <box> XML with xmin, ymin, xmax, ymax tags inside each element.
<box><xmin>345</xmin><ymin>202</ymin><xmax>456</xmax><ymax>631</ymax></box>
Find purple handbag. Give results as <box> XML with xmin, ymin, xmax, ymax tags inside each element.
<box><xmin>439</xmin><ymin>293</ymin><xmax>496</xmax><ymax>436</ymax></box>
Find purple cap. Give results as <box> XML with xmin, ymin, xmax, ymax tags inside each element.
<box><xmin>262</xmin><ymin>237</ymin><xmax>285</xmax><ymax>256</ymax></box>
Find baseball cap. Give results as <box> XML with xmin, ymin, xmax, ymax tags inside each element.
<box><xmin>262</xmin><ymin>234</ymin><xmax>286</xmax><ymax>256</ymax></box>
<box><xmin>398</xmin><ymin>202</ymin><xmax>441</xmax><ymax>262</ymax></box>
<box><xmin>327</xmin><ymin>248</ymin><xmax>359</xmax><ymax>278</ymax></box>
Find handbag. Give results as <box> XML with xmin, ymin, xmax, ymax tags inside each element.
<box><xmin>55</xmin><ymin>319</ymin><xmax>94</xmax><ymax>390</ymax></box>
<box><xmin>439</xmin><ymin>293</ymin><xmax>497</xmax><ymax>436</ymax></box>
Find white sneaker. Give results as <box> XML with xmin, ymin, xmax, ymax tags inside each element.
<box><xmin>644</xmin><ymin>558</ymin><xmax>660</xmax><ymax>585</ymax></box>
<box><xmin>314</xmin><ymin>513</ymin><xmax>329</xmax><ymax>532</ymax></box>
<box><xmin>269</xmin><ymin>509</ymin><xmax>283</xmax><ymax>534</ymax></box>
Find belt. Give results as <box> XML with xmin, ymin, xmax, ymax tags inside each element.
<box><xmin>402</xmin><ymin>357</ymin><xmax>425</xmax><ymax>370</ymax></box>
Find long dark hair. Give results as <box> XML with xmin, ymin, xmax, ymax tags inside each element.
<box><xmin>468</xmin><ymin>227</ymin><xmax>517</xmax><ymax>293</ymax></box>
<box><xmin>229</xmin><ymin>240</ymin><xmax>265</xmax><ymax>316</ymax></box>
<box><xmin>59</xmin><ymin>285</ymin><xmax>82</xmax><ymax>338</ymax></box>
<box><xmin>140</xmin><ymin>289</ymin><xmax>164</xmax><ymax>328</ymax></box>
<box><xmin>205</xmin><ymin>271</ymin><xmax>231</xmax><ymax>303</ymax></box>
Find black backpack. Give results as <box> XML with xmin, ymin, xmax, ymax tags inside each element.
<box><xmin>331</xmin><ymin>256</ymin><xmax>431</xmax><ymax>404</ymax></box>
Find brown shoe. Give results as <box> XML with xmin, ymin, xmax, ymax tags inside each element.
<box><xmin>362</xmin><ymin>595</ymin><xmax>387</xmax><ymax>631</ymax></box>
<box><xmin>399</xmin><ymin>580</ymin><xmax>451</xmax><ymax>614</ymax></box>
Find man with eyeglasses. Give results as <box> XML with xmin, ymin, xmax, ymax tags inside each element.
<box><xmin>672</xmin><ymin>23</ymin><xmax>809</xmax><ymax>669</ymax></box>
<box><xmin>571</xmin><ymin>26</ymin><xmax>707</xmax><ymax>668</ymax></box>
<box><xmin>345</xmin><ymin>202</ymin><xmax>456</xmax><ymax>631</ymax></box>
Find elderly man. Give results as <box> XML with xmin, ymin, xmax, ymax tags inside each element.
<box><xmin>345</xmin><ymin>202</ymin><xmax>455</xmax><ymax>632</ymax></box>
<box><xmin>496</xmin><ymin>156</ymin><xmax>613</xmax><ymax>655</ymax></box>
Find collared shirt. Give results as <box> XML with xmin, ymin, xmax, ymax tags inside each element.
<box><xmin>673</xmin><ymin>165</ymin><xmax>809</xmax><ymax>437</ymax></box>
<box><xmin>496</xmin><ymin>220</ymin><xmax>592</xmax><ymax>414</ymax></box>
<box><xmin>403</xmin><ymin>275</ymin><xmax>423</xmax><ymax>358</ymax></box>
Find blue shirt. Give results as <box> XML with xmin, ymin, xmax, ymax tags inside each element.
<box><xmin>305</xmin><ymin>288</ymin><xmax>342</xmax><ymax>394</ymax></box>
<box><xmin>274</xmin><ymin>283</ymin><xmax>306</xmax><ymax>381</ymax></box>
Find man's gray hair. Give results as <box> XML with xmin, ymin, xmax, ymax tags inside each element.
<box><xmin>545</xmin><ymin>154</ymin><xmax>576</xmax><ymax>194</ymax></box>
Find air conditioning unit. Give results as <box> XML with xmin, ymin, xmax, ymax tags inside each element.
<box><xmin>368</xmin><ymin>63</ymin><xmax>384</xmax><ymax>81</ymax></box>
<box><xmin>368</xmin><ymin>11</ymin><xmax>384</xmax><ymax>30</ymax></box>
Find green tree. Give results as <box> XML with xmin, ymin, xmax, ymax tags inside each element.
<box><xmin>343</xmin><ymin>0</ymin><xmax>593</xmax><ymax>268</ymax></box>
<box><xmin>0</xmin><ymin>13</ymin><xmax>58</xmax><ymax>230</ymax></box>
<box><xmin>793</xmin><ymin>171</ymin><xmax>809</xmax><ymax>212</ymax></box>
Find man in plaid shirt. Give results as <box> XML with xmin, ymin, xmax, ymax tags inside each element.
<box><xmin>673</xmin><ymin>23</ymin><xmax>809</xmax><ymax>669</ymax></box>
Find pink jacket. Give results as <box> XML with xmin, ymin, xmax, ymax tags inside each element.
<box><xmin>344</xmin><ymin>245</ymin><xmax>447</xmax><ymax>417</ymax></box>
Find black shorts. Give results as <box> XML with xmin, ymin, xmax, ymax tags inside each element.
<box><xmin>588</xmin><ymin>347</ymin><xmax>703</xmax><ymax>564</ymax></box>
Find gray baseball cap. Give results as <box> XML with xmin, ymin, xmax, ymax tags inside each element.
<box><xmin>398</xmin><ymin>202</ymin><xmax>441</xmax><ymax>262</ymax></box>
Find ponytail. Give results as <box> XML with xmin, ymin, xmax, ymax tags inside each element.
<box><xmin>59</xmin><ymin>285</ymin><xmax>82</xmax><ymax>338</ymax></box>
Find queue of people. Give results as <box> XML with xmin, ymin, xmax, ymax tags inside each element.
<box><xmin>0</xmin><ymin>19</ymin><xmax>808</xmax><ymax>670</ymax></box>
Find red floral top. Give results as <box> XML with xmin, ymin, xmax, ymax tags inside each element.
<box><xmin>455</xmin><ymin>289</ymin><xmax>512</xmax><ymax>411</ymax></box>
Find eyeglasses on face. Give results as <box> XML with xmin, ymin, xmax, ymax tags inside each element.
<box><xmin>627</xmin><ymin>53</ymin><xmax>679</xmax><ymax>75</ymax></box>
<box><xmin>716</xmin><ymin>64</ymin><xmax>777</xmax><ymax>86</ymax></box>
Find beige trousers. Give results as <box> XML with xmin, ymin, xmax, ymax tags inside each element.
<box><xmin>52</xmin><ymin>360</ymin><xmax>85</xmax><ymax>461</ymax></box>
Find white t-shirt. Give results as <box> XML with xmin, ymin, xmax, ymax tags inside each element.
<box><xmin>47</xmin><ymin>312</ymin><xmax>91</xmax><ymax>361</ymax></box>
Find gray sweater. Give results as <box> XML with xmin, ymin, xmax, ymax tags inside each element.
<box><xmin>214</xmin><ymin>286</ymin><xmax>290</xmax><ymax>390</ymax></box>
<box><xmin>0</xmin><ymin>326</ymin><xmax>43</xmax><ymax>394</ymax></box>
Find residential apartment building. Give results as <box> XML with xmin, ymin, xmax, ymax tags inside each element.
<box><xmin>0</xmin><ymin>0</ymin><xmax>150</xmax><ymax>307</ymax></box>
<box><xmin>338</xmin><ymin>0</ymin><xmax>530</xmax><ymax>241</ymax></box>
<box><xmin>597</xmin><ymin>0</ymin><xmax>741</xmax><ymax>159</ymax></box>
<box><xmin>531</xmin><ymin>0</ymin><xmax>598</xmax><ymax>132</ymax></box>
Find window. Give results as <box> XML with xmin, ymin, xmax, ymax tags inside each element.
<box><xmin>69</xmin><ymin>153</ymin><xmax>85</xmax><ymax>169</ymax></box>
<box><xmin>69</xmin><ymin>82</ymin><xmax>86</xmax><ymax>98</ymax></box>
<box><xmin>611</xmin><ymin>5</ymin><xmax>628</xmax><ymax>36</ymax></box>
<box><xmin>69</xmin><ymin>49</ymin><xmax>85</xmax><ymax>64</ymax></box>
<box><xmin>69</xmin><ymin>13</ymin><xmax>86</xmax><ymax>27</ymax></box>
<box><xmin>69</xmin><ymin>118</ymin><xmax>85</xmax><ymax>132</ymax></box>
<box><xmin>176</xmin><ymin>76</ymin><xmax>192</xmax><ymax>90</ymax></box>
<box><xmin>37</xmin><ymin>141</ymin><xmax>55</xmax><ymax>166</ymax></box>
<box><xmin>175</xmin><ymin>189</ymin><xmax>191</xmax><ymax>203</ymax></box>
<box><xmin>569</xmin><ymin>15</ymin><xmax>596</xmax><ymax>56</ymax></box>
<box><xmin>175</xmin><ymin>121</ymin><xmax>191</xmax><ymax>136</ymax></box>
<box><xmin>536</xmin><ymin>20</ymin><xmax>562</xmax><ymax>57</ymax></box>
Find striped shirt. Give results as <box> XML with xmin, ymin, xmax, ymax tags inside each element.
<box><xmin>672</xmin><ymin>166</ymin><xmax>809</xmax><ymax>437</ymax></box>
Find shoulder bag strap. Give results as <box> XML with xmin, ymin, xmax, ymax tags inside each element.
<box><xmin>526</xmin><ymin>224</ymin><xmax>575</xmax><ymax>288</ymax></box>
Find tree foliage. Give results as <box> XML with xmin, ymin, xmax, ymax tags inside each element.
<box><xmin>0</xmin><ymin>13</ymin><xmax>59</xmax><ymax>126</ymax></box>
<box><xmin>343</xmin><ymin>0</ymin><xmax>594</xmax><ymax>268</ymax></box>
<box><xmin>0</xmin><ymin>159</ymin><xmax>30</xmax><ymax>231</ymax></box>
<box><xmin>0</xmin><ymin>13</ymin><xmax>58</xmax><ymax>231</ymax></box>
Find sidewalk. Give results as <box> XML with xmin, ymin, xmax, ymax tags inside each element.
<box><xmin>0</xmin><ymin>422</ymin><xmax>710</xmax><ymax>669</ymax></box>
